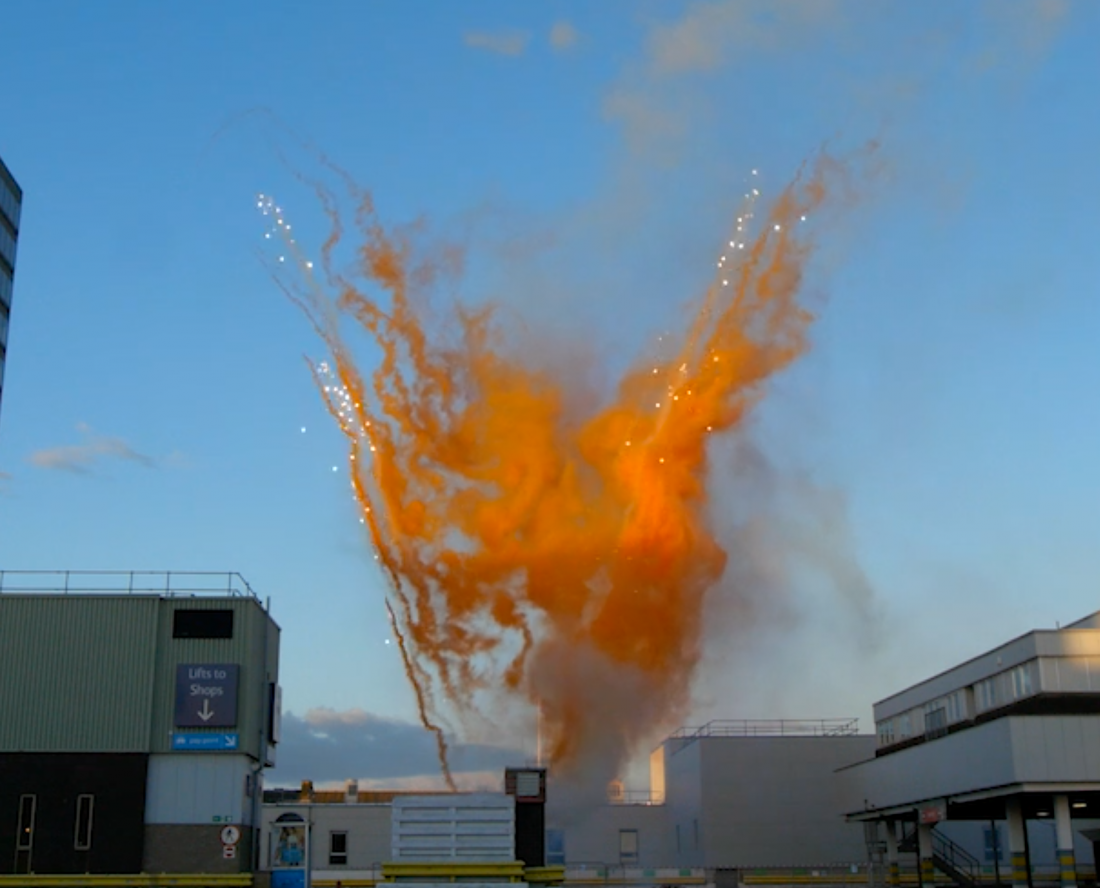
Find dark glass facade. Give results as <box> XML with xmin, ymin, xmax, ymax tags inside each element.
<box><xmin>0</xmin><ymin>152</ymin><xmax>22</xmax><ymax>428</ymax></box>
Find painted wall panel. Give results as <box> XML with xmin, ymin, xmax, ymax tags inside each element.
<box><xmin>696</xmin><ymin>736</ymin><xmax>874</xmax><ymax>867</ymax></box>
<box><xmin>549</xmin><ymin>804</ymin><xmax>671</xmax><ymax>867</ymax></box>
<box><xmin>145</xmin><ymin>754</ymin><xmax>252</xmax><ymax>825</ymax></box>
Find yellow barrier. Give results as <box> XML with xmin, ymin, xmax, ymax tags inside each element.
<box><xmin>383</xmin><ymin>862</ymin><xmax>527</xmax><ymax>882</ymax></box>
<box><xmin>523</xmin><ymin>867</ymin><xmax>566</xmax><ymax>885</ymax></box>
<box><xmin>312</xmin><ymin>882</ymin><xmax>378</xmax><ymax>888</ymax></box>
<box><xmin>0</xmin><ymin>876</ymin><xmax>252</xmax><ymax>887</ymax></box>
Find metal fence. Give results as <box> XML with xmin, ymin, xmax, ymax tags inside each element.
<box><xmin>0</xmin><ymin>570</ymin><xmax>259</xmax><ymax>599</ymax></box>
<box><xmin>669</xmin><ymin>719</ymin><xmax>860</xmax><ymax>740</ymax></box>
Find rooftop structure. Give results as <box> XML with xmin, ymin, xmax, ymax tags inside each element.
<box><xmin>847</xmin><ymin>610</ymin><xmax>1100</xmax><ymax>888</ymax></box>
<box><xmin>0</xmin><ymin>571</ymin><xmax>281</xmax><ymax>876</ymax></box>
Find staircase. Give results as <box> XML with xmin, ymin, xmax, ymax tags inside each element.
<box><xmin>899</xmin><ymin>825</ymin><xmax>982</xmax><ymax>887</ymax></box>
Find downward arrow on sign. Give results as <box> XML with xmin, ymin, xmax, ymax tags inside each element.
<box><xmin>198</xmin><ymin>699</ymin><xmax>215</xmax><ymax>722</ymax></box>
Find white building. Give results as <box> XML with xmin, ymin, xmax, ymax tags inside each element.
<box><xmin>847</xmin><ymin>610</ymin><xmax>1100</xmax><ymax>887</ymax></box>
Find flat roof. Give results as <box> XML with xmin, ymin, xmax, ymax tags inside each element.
<box><xmin>873</xmin><ymin>609</ymin><xmax>1100</xmax><ymax>715</ymax></box>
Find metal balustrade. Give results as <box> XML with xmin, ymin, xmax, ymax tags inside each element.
<box><xmin>0</xmin><ymin>569</ymin><xmax>259</xmax><ymax>600</ymax></box>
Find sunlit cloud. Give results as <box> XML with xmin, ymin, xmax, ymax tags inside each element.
<box><xmin>549</xmin><ymin>21</ymin><xmax>579</xmax><ymax>52</ymax></box>
<box><xmin>29</xmin><ymin>423</ymin><xmax>156</xmax><ymax>474</ymax></box>
<box><xmin>463</xmin><ymin>29</ymin><xmax>530</xmax><ymax>58</ymax></box>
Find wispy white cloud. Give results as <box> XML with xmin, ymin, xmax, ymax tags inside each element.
<box><xmin>464</xmin><ymin>29</ymin><xmax>530</xmax><ymax>58</ymax></box>
<box><xmin>549</xmin><ymin>21</ymin><xmax>579</xmax><ymax>52</ymax></box>
<box><xmin>29</xmin><ymin>423</ymin><xmax>156</xmax><ymax>474</ymax></box>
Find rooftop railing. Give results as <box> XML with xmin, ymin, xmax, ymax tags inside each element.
<box><xmin>0</xmin><ymin>570</ymin><xmax>259</xmax><ymax>600</ymax></box>
<box><xmin>669</xmin><ymin>718</ymin><xmax>860</xmax><ymax>741</ymax></box>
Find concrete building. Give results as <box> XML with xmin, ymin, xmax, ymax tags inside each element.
<box><xmin>543</xmin><ymin>720</ymin><xmax>875</xmax><ymax>869</ymax></box>
<box><xmin>846</xmin><ymin>610</ymin><xmax>1100</xmax><ymax>887</ymax></box>
<box><xmin>264</xmin><ymin>719</ymin><xmax>874</xmax><ymax>879</ymax></box>
<box><xmin>0</xmin><ymin>570</ymin><xmax>281</xmax><ymax>875</ymax></box>
<box><xmin>651</xmin><ymin>720</ymin><xmax>876</xmax><ymax>869</ymax></box>
<box><xmin>0</xmin><ymin>150</ymin><xmax>21</xmax><ymax>427</ymax></box>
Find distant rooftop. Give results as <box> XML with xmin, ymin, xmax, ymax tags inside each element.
<box><xmin>0</xmin><ymin>570</ymin><xmax>259</xmax><ymax>600</ymax></box>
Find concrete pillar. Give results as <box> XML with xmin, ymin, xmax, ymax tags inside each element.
<box><xmin>1054</xmin><ymin>795</ymin><xmax>1077</xmax><ymax>888</ymax></box>
<box><xmin>918</xmin><ymin>822</ymin><xmax>935</xmax><ymax>888</ymax></box>
<box><xmin>885</xmin><ymin>820</ymin><xmax>900</xmax><ymax>888</ymax></box>
<box><xmin>1006</xmin><ymin>798</ymin><xmax>1030</xmax><ymax>888</ymax></box>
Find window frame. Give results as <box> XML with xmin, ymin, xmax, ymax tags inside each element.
<box><xmin>74</xmin><ymin>794</ymin><xmax>95</xmax><ymax>851</ymax></box>
<box><xmin>619</xmin><ymin>828</ymin><xmax>639</xmax><ymax>865</ymax></box>
<box><xmin>16</xmin><ymin>794</ymin><xmax>36</xmax><ymax>851</ymax></box>
<box><xmin>328</xmin><ymin>830</ymin><xmax>348</xmax><ymax>866</ymax></box>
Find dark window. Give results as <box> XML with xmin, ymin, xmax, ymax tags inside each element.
<box><xmin>74</xmin><ymin>794</ymin><xmax>94</xmax><ymax>850</ymax></box>
<box><xmin>925</xmin><ymin>707</ymin><xmax>947</xmax><ymax>739</ymax></box>
<box><xmin>173</xmin><ymin>609</ymin><xmax>234</xmax><ymax>639</ymax></box>
<box><xmin>16</xmin><ymin>795</ymin><xmax>35</xmax><ymax>851</ymax></box>
<box><xmin>329</xmin><ymin>830</ymin><xmax>348</xmax><ymax>866</ymax></box>
<box><xmin>619</xmin><ymin>829</ymin><xmax>639</xmax><ymax>865</ymax></box>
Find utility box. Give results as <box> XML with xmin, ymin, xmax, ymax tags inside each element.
<box><xmin>391</xmin><ymin>794</ymin><xmax>515</xmax><ymax>861</ymax></box>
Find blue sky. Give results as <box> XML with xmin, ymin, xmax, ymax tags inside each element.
<box><xmin>1</xmin><ymin>1</ymin><xmax>1099</xmax><ymax>786</ymax></box>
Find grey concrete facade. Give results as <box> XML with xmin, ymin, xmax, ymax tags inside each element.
<box><xmin>662</xmin><ymin>733</ymin><xmax>876</xmax><ymax>867</ymax></box>
<box><xmin>261</xmin><ymin>801</ymin><xmax>391</xmax><ymax>876</ymax></box>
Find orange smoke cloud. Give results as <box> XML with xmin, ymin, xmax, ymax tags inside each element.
<box><xmin>272</xmin><ymin>148</ymin><xmax>865</xmax><ymax>786</ymax></box>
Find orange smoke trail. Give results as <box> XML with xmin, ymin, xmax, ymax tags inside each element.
<box><xmin>270</xmin><ymin>148</ymin><xmax>865</xmax><ymax>782</ymax></box>
<box><xmin>385</xmin><ymin>598</ymin><xmax>457</xmax><ymax>791</ymax></box>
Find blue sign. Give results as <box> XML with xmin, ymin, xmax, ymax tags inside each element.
<box><xmin>172</xmin><ymin>732</ymin><xmax>240</xmax><ymax>751</ymax></box>
<box><xmin>175</xmin><ymin>663</ymin><xmax>240</xmax><ymax>728</ymax></box>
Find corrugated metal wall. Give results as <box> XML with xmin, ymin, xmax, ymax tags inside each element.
<box><xmin>0</xmin><ymin>596</ymin><xmax>160</xmax><ymax>750</ymax></box>
<box><xmin>0</xmin><ymin>594</ymin><xmax>280</xmax><ymax>758</ymax></box>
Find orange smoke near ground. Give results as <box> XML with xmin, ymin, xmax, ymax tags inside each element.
<box><xmin>275</xmin><ymin>150</ymin><xmax>861</xmax><ymax>785</ymax></box>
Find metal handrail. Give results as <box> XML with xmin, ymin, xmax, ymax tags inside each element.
<box><xmin>933</xmin><ymin>829</ymin><xmax>981</xmax><ymax>884</ymax></box>
<box><xmin>670</xmin><ymin>718</ymin><xmax>860</xmax><ymax>740</ymax></box>
<box><xmin>0</xmin><ymin>570</ymin><xmax>259</xmax><ymax>600</ymax></box>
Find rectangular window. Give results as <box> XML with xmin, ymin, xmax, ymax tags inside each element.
<box><xmin>619</xmin><ymin>829</ymin><xmax>639</xmax><ymax>865</ymax></box>
<box><xmin>329</xmin><ymin>831</ymin><xmax>348</xmax><ymax>866</ymax></box>
<box><xmin>898</xmin><ymin>713</ymin><xmax>912</xmax><ymax>738</ymax></box>
<box><xmin>976</xmin><ymin>678</ymin><xmax>999</xmax><ymax>712</ymax></box>
<box><xmin>173</xmin><ymin>609</ymin><xmax>234</xmax><ymax>639</ymax></box>
<box><xmin>924</xmin><ymin>707</ymin><xmax>947</xmax><ymax>738</ymax></box>
<box><xmin>74</xmin><ymin>794</ymin><xmax>94</xmax><ymax>851</ymax></box>
<box><xmin>693</xmin><ymin>818</ymin><xmax>700</xmax><ymax>849</ymax></box>
<box><xmin>1012</xmin><ymin>665</ymin><xmax>1033</xmax><ymax>699</ymax></box>
<box><xmin>546</xmin><ymin>828</ymin><xmax>566</xmax><ymax>866</ymax></box>
<box><xmin>877</xmin><ymin>719</ymin><xmax>895</xmax><ymax>746</ymax></box>
<box><xmin>16</xmin><ymin>795</ymin><xmax>35</xmax><ymax>851</ymax></box>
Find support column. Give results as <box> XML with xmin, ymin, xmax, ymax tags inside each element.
<box><xmin>885</xmin><ymin>820</ymin><xmax>900</xmax><ymax>888</ymax></box>
<box><xmin>918</xmin><ymin>822</ymin><xmax>935</xmax><ymax>888</ymax></box>
<box><xmin>1054</xmin><ymin>795</ymin><xmax>1078</xmax><ymax>888</ymax></box>
<box><xmin>1006</xmin><ymin>798</ymin><xmax>1030</xmax><ymax>888</ymax></box>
